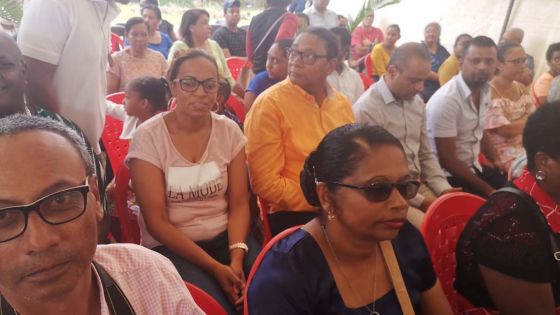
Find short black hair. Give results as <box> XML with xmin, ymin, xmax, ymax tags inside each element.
<box><xmin>274</xmin><ymin>38</ymin><xmax>294</xmax><ymax>57</ymax></box>
<box><xmin>300</xmin><ymin>27</ymin><xmax>339</xmax><ymax>60</ymax></box>
<box><xmin>217</xmin><ymin>79</ymin><xmax>231</xmax><ymax>106</ymax></box>
<box><xmin>523</xmin><ymin>102</ymin><xmax>560</xmax><ymax>170</ymax></box>
<box><xmin>141</xmin><ymin>5</ymin><xmax>162</xmax><ymax>21</ymax></box>
<box><xmin>300</xmin><ymin>124</ymin><xmax>404</xmax><ymax>207</ymax></box>
<box><xmin>126</xmin><ymin>76</ymin><xmax>169</xmax><ymax>112</ymax></box>
<box><xmin>329</xmin><ymin>27</ymin><xmax>351</xmax><ymax>49</ymax></box>
<box><xmin>462</xmin><ymin>35</ymin><xmax>497</xmax><ymax>58</ymax></box>
<box><xmin>178</xmin><ymin>9</ymin><xmax>209</xmax><ymax>48</ymax></box>
<box><xmin>0</xmin><ymin>115</ymin><xmax>95</xmax><ymax>175</ymax></box>
<box><xmin>125</xmin><ymin>16</ymin><xmax>149</xmax><ymax>34</ymax></box>
<box><xmin>497</xmin><ymin>42</ymin><xmax>522</xmax><ymax>62</ymax></box>
<box><xmin>546</xmin><ymin>42</ymin><xmax>560</xmax><ymax>62</ymax></box>
<box><xmin>453</xmin><ymin>33</ymin><xmax>472</xmax><ymax>48</ymax></box>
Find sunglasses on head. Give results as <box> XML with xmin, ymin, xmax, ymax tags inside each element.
<box><xmin>323</xmin><ymin>179</ymin><xmax>421</xmax><ymax>202</ymax></box>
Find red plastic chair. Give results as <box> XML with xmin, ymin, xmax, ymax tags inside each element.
<box><xmin>257</xmin><ymin>197</ymin><xmax>273</xmax><ymax>245</ymax></box>
<box><xmin>102</xmin><ymin>92</ymin><xmax>129</xmax><ymax>176</ymax></box>
<box><xmin>226</xmin><ymin>57</ymin><xmax>249</xmax><ymax>81</ymax></box>
<box><xmin>364</xmin><ymin>54</ymin><xmax>374</xmax><ymax>78</ymax></box>
<box><xmin>185</xmin><ymin>282</ymin><xmax>227</xmax><ymax>315</ymax></box>
<box><xmin>421</xmin><ymin>192</ymin><xmax>486</xmax><ymax>315</ymax></box>
<box><xmin>114</xmin><ymin>163</ymin><xmax>140</xmax><ymax>244</ymax></box>
<box><xmin>243</xmin><ymin>225</ymin><xmax>302</xmax><ymax>315</ymax></box>
<box><xmin>360</xmin><ymin>73</ymin><xmax>373</xmax><ymax>90</ymax></box>
<box><xmin>226</xmin><ymin>95</ymin><xmax>246</xmax><ymax>123</ymax></box>
<box><xmin>111</xmin><ymin>32</ymin><xmax>124</xmax><ymax>53</ymax></box>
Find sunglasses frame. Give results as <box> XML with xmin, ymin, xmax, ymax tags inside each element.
<box><xmin>323</xmin><ymin>179</ymin><xmax>421</xmax><ymax>202</ymax></box>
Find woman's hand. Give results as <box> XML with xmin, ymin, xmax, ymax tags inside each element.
<box><xmin>211</xmin><ymin>263</ymin><xmax>244</xmax><ymax>305</ymax></box>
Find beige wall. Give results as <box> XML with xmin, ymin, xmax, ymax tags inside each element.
<box><xmin>330</xmin><ymin>0</ymin><xmax>560</xmax><ymax>78</ymax></box>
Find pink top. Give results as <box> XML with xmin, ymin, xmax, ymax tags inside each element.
<box><xmin>485</xmin><ymin>82</ymin><xmax>535</xmax><ymax>171</ymax></box>
<box><xmin>126</xmin><ymin>113</ymin><xmax>246</xmax><ymax>246</ymax></box>
<box><xmin>108</xmin><ymin>47</ymin><xmax>168</xmax><ymax>92</ymax></box>
<box><xmin>94</xmin><ymin>244</ymin><xmax>204</xmax><ymax>315</ymax></box>
<box><xmin>351</xmin><ymin>26</ymin><xmax>384</xmax><ymax>61</ymax></box>
<box><xmin>533</xmin><ymin>72</ymin><xmax>555</xmax><ymax>106</ymax></box>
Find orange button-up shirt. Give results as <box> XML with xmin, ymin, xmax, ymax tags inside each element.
<box><xmin>245</xmin><ymin>79</ymin><xmax>355</xmax><ymax>212</ymax></box>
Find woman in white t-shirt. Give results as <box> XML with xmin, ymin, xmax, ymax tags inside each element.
<box><xmin>127</xmin><ymin>49</ymin><xmax>258</xmax><ymax>314</ymax></box>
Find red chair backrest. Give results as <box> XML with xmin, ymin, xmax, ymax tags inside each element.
<box><xmin>111</xmin><ymin>32</ymin><xmax>124</xmax><ymax>53</ymax></box>
<box><xmin>114</xmin><ymin>163</ymin><xmax>140</xmax><ymax>244</ymax></box>
<box><xmin>420</xmin><ymin>192</ymin><xmax>486</xmax><ymax>315</ymax></box>
<box><xmin>102</xmin><ymin>93</ymin><xmax>129</xmax><ymax>176</ymax></box>
<box><xmin>257</xmin><ymin>197</ymin><xmax>273</xmax><ymax>245</ymax></box>
<box><xmin>243</xmin><ymin>225</ymin><xmax>302</xmax><ymax>315</ymax></box>
<box><xmin>226</xmin><ymin>95</ymin><xmax>245</xmax><ymax>123</ymax></box>
<box><xmin>226</xmin><ymin>57</ymin><xmax>249</xmax><ymax>81</ymax></box>
<box><xmin>185</xmin><ymin>282</ymin><xmax>227</xmax><ymax>315</ymax></box>
<box><xmin>360</xmin><ymin>73</ymin><xmax>373</xmax><ymax>90</ymax></box>
<box><xmin>364</xmin><ymin>54</ymin><xmax>374</xmax><ymax>78</ymax></box>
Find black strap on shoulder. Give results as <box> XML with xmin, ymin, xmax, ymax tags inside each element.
<box><xmin>0</xmin><ymin>262</ymin><xmax>136</xmax><ymax>315</ymax></box>
<box><xmin>499</xmin><ymin>187</ymin><xmax>560</xmax><ymax>273</ymax></box>
<box><xmin>92</xmin><ymin>261</ymin><xmax>136</xmax><ymax>315</ymax></box>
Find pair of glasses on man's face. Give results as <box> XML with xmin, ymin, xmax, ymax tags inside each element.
<box><xmin>174</xmin><ymin>77</ymin><xmax>219</xmax><ymax>94</ymax></box>
<box><xmin>287</xmin><ymin>48</ymin><xmax>328</xmax><ymax>65</ymax></box>
<box><xmin>324</xmin><ymin>180</ymin><xmax>421</xmax><ymax>202</ymax></box>
<box><xmin>0</xmin><ymin>181</ymin><xmax>90</xmax><ymax>243</ymax></box>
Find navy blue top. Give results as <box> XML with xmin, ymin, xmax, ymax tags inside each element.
<box><xmin>248</xmin><ymin>223</ymin><xmax>437</xmax><ymax>315</ymax></box>
<box><xmin>421</xmin><ymin>42</ymin><xmax>450</xmax><ymax>102</ymax></box>
<box><xmin>246</xmin><ymin>71</ymin><xmax>279</xmax><ymax>97</ymax></box>
<box><xmin>125</xmin><ymin>32</ymin><xmax>173</xmax><ymax>58</ymax></box>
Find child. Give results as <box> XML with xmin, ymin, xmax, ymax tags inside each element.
<box><xmin>106</xmin><ymin>76</ymin><xmax>168</xmax><ymax>139</ymax></box>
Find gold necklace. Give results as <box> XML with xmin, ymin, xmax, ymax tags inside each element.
<box><xmin>321</xmin><ymin>224</ymin><xmax>380</xmax><ymax>315</ymax></box>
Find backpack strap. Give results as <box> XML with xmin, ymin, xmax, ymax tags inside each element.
<box><xmin>498</xmin><ymin>187</ymin><xmax>560</xmax><ymax>273</ymax></box>
<box><xmin>380</xmin><ymin>240</ymin><xmax>416</xmax><ymax>315</ymax></box>
<box><xmin>0</xmin><ymin>262</ymin><xmax>136</xmax><ymax>315</ymax></box>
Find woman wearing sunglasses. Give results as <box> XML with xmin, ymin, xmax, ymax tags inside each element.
<box><xmin>127</xmin><ymin>49</ymin><xmax>259</xmax><ymax>314</ymax></box>
<box><xmin>247</xmin><ymin>124</ymin><xmax>453</xmax><ymax>315</ymax></box>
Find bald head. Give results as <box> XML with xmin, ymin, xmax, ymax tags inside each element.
<box><xmin>501</xmin><ymin>28</ymin><xmax>524</xmax><ymax>45</ymax></box>
<box><xmin>0</xmin><ymin>31</ymin><xmax>22</xmax><ymax>60</ymax></box>
<box><xmin>388</xmin><ymin>42</ymin><xmax>431</xmax><ymax>70</ymax></box>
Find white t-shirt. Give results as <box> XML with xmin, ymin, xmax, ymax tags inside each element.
<box><xmin>327</xmin><ymin>63</ymin><xmax>364</xmax><ymax>105</ymax></box>
<box><xmin>106</xmin><ymin>101</ymin><xmax>139</xmax><ymax>140</ymax></box>
<box><xmin>126</xmin><ymin>113</ymin><xmax>246</xmax><ymax>246</ymax></box>
<box><xmin>18</xmin><ymin>0</ymin><xmax>120</xmax><ymax>154</ymax></box>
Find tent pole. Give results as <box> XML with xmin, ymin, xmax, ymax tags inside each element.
<box><xmin>500</xmin><ymin>0</ymin><xmax>516</xmax><ymax>40</ymax></box>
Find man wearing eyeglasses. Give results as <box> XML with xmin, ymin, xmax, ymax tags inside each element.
<box><xmin>245</xmin><ymin>27</ymin><xmax>354</xmax><ymax>237</ymax></box>
<box><xmin>0</xmin><ymin>115</ymin><xmax>203</xmax><ymax>314</ymax></box>
<box><xmin>354</xmin><ymin>43</ymin><xmax>456</xmax><ymax>227</ymax></box>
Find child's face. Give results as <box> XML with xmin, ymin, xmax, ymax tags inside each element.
<box><xmin>266</xmin><ymin>44</ymin><xmax>289</xmax><ymax>81</ymax></box>
<box><xmin>124</xmin><ymin>88</ymin><xmax>144</xmax><ymax>117</ymax></box>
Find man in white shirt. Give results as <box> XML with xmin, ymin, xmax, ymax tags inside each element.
<box><xmin>427</xmin><ymin>36</ymin><xmax>505</xmax><ymax>197</ymax></box>
<box><xmin>17</xmin><ymin>0</ymin><xmax>129</xmax><ymax>154</ymax></box>
<box><xmin>303</xmin><ymin>0</ymin><xmax>338</xmax><ymax>28</ymax></box>
<box><xmin>327</xmin><ymin>27</ymin><xmax>364</xmax><ymax>104</ymax></box>
<box><xmin>354</xmin><ymin>43</ymin><xmax>454</xmax><ymax>227</ymax></box>
<box><xmin>0</xmin><ymin>115</ymin><xmax>204</xmax><ymax>315</ymax></box>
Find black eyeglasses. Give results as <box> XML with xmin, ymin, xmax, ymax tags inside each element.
<box><xmin>0</xmin><ymin>183</ymin><xmax>90</xmax><ymax>243</ymax></box>
<box><xmin>174</xmin><ymin>77</ymin><xmax>219</xmax><ymax>93</ymax></box>
<box><xmin>505</xmin><ymin>57</ymin><xmax>528</xmax><ymax>65</ymax></box>
<box><xmin>288</xmin><ymin>48</ymin><xmax>328</xmax><ymax>65</ymax></box>
<box><xmin>324</xmin><ymin>180</ymin><xmax>420</xmax><ymax>202</ymax></box>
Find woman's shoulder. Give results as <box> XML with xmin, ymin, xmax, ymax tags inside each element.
<box><xmin>133</xmin><ymin>113</ymin><xmax>165</xmax><ymax>137</ymax></box>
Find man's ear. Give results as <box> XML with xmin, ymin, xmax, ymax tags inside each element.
<box><xmin>88</xmin><ymin>175</ymin><xmax>104</xmax><ymax>223</ymax></box>
<box><xmin>326</xmin><ymin>58</ymin><xmax>338</xmax><ymax>75</ymax></box>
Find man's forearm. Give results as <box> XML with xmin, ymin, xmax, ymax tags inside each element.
<box><xmin>444</xmin><ymin>158</ymin><xmax>494</xmax><ymax>196</ymax></box>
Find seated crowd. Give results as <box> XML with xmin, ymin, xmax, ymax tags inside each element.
<box><xmin>1</xmin><ymin>0</ymin><xmax>560</xmax><ymax>314</ymax></box>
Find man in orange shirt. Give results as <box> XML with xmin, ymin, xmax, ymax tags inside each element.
<box><xmin>245</xmin><ymin>27</ymin><xmax>355</xmax><ymax>236</ymax></box>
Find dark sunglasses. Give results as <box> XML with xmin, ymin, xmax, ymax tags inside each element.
<box><xmin>324</xmin><ymin>180</ymin><xmax>420</xmax><ymax>202</ymax></box>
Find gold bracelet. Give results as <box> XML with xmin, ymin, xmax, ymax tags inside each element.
<box><xmin>229</xmin><ymin>242</ymin><xmax>248</xmax><ymax>253</ymax></box>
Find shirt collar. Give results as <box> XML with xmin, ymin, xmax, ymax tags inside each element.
<box><xmin>455</xmin><ymin>72</ymin><xmax>490</xmax><ymax>103</ymax></box>
<box><xmin>287</xmin><ymin>78</ymin><xmax>335</xmax><ymax>103</ymax></box>
<box><xmin>377</xmin><ymin>76</ymin><xmax>398</xmax><ymax>105</ymax></box>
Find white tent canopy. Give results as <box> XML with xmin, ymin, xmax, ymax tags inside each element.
<box><xmin>330</xmin><ymin>0</ymin><xmax>559</xmax><ymax>78</ymax></box>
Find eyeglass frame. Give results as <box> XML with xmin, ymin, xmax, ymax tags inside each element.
<box><xmin>504</xmin><ymin>56</ymin><xmax>528</xmax><ymax>65</ymax></box>
<box><xmin>321</xmin><ymin>179</ymin><xmax>421</xmax><ymax>202</ymax></box>
<box><xmin>0</xmin><ymin>182</ymin><xmax>90</xmax><ymax>243</ymax></box>
<box><xmin>287</xmin><ymin>48</ymin><xmax>329</xmax><ymax>65</ymax></box>
<box><xmin>173</xmin><ymin>77</ymin><xmax>219</xmax><ymax>94</ymax></box>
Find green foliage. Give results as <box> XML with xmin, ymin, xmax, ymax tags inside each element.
<box><xmin>349</xmin><ymin>0</ymin><xmax>400</xmax><ymax>31</ymax></box>
<box><xmin>0</xmin><ymin>0</ymin><xmax>22</xmax><ymax>24</ymax></box>
<box><xmin>159</xmin><ymin>0</ymin><xmax>193</xmax><ymax>6</ymax></box>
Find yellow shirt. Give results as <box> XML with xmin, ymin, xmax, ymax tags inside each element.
<box><xmin>244</xmin><ymin>79</ymin><xmax>355</xmax><ymax>212</ymax></box>
<box><xmin>370</xmin><ymin>43</ymin><xmax>391</xmax><ymax>76</ymax></box>
<box><xmin>438</xmin><ymin>54</ymin><xmax>460</xmax><ymax>86</ymax></box>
